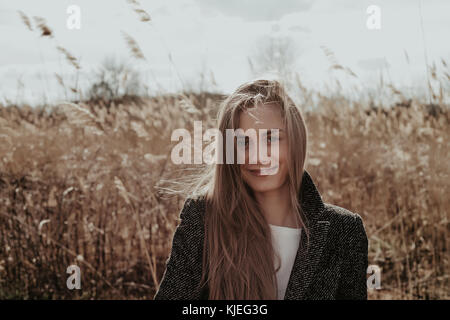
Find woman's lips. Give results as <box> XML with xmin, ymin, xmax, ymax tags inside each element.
<box><xmin>246</xmin><ymin>166</ymin><xmax>279</xmax><ymax>176</ymax></box>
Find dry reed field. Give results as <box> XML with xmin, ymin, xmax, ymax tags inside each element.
<box><xmin>0</xmin><ymin>88</ymin><xmax>448</xmax><ymax>299</ymax></box>
<box><xmin>0</xmin><ymin>7</ymin><xmax>449</xmax><ymax>300</ymax></box>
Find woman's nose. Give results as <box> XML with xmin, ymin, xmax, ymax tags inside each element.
<box><xmin>246</xmin><ymin>139</ymin><xmax>270</xmax><ymax>165</ymax></box>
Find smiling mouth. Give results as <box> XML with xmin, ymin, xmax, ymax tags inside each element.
<box><xmin>246</xmin><ymin>166</ymin><xmax>279</xmax><ymax>176</ymax></box>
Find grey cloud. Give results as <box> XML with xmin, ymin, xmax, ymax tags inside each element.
<box><xmin>288</xmin><ymin>25</ymin><xmax>311</xmax><ymax>33</ymax></box>
<box><xmin>357</xmin><ymin>58</ymin><xmax>390</xmax><ymax>71</ymax></box>
<box><xmin>195</xmin><ymin>0</ymin><xmax>313</xmax><ymax>21</ymax></box>
<box><xmin>0</xmin><ymin>9</ymin><xmax>17</xmax><ymax>26</ymax></box>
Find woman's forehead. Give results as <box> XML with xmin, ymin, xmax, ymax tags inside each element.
<box><xmin>239</xmin><ymin>103</ymin><xmax>284</xmax><ymax>128</ymax></box>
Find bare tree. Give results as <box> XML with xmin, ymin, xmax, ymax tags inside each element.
<box><xmin>248</xmin><ymin>35</ymin><xmax>300</xmax><ymax>87</ymax></box>
<box><xmin>88</xmin><ymin>55</ymin><xmax>143</xmax><ymax>101</ymax></box>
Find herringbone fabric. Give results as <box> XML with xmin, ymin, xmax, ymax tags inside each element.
<box><xmin>154</xmin><ymin>169</ymin><xmax>369</xmax><ymax>300</ymax></box>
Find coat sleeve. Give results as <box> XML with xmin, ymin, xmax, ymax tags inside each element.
<box><xmin>153</xmin><ymin>198</ymin><xmax>206</xmax><ymax>300</ymax></box>
<box><xmin>336</xmin><ymin>214</ymin><xmax>369</xmax><ymax>300</ymax></box>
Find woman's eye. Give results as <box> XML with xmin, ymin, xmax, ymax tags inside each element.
<box><xmin>267</xmin><ymin>135</ymin><xmax>279</xmax><ymax>143</ymax></box>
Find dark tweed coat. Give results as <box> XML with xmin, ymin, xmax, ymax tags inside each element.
<box><xmin>154</xmin><ymin>169</ymin><xmax>369</xmax><ymax>300</ymax></box>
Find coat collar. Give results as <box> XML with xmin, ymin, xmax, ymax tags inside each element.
<box><xmin>299</xmin><ymin>169</ymin><xmax>326</xmax><ymax>224</ymax></box>
<box><xmin>199</xmin><ymin>169</ymin><xmax>329</xmax><ymax>300</ymax></box>
<box><xmin>283</xmin><ymin>169</ymin><xmax>330</xmax><ymax>300</ymax></box>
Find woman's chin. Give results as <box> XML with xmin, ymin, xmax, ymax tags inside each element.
<box><xmin>245</xmin><ymin>178</ymin><xmax>283</xmax><ymax>194</ymax></box>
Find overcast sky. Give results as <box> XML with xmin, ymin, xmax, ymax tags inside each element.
<box><xmin>0</xmin><ymin>0</ymin><xmax>449</xmax><ymax>105</ymax></box>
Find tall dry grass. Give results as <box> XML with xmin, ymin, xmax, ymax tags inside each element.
<box><xmin>0</xmin><ymin>92</ymin><xmax>215</xmax><ymax>299</ymax></box>
<box><xmin>1</xmin><ymin>6</ymin><xmax>448</xmax><ymax>300</ymax></box>
<box><xmin>0</xmin><ymin>88</ymin><xmax>448</xmax><ymax>299</ymax></box>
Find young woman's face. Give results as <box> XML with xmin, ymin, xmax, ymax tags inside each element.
<box><xmin>238</xmin><ymin>104</ymin><xmax>289</xmax><ymax>194</ymax></box>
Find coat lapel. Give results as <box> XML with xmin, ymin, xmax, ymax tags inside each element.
<box><xmin>283</xmin><ymin>169</ymin><xmax>329</xmax><ymax>300</ymax></box>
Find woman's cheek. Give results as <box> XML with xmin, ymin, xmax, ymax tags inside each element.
<box><xmin>277</xmin><ymin>143</ymin><xmax>288</xmax><ymax>165</ymax></box>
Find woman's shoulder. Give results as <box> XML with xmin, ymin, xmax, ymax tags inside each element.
<box><xmin>321</xmin><ymin>203</ymin><xmax>368</xmax><ymax>246</ymax></box>
<box><xmin>178</xmin><ymin>196</ymin><xmax>207</xmax><ymax>223</ymax></box>
<box><xmin>322</xmin><ymin>202</ymin><xmax>365</xmax><ymax>225</ymax></box>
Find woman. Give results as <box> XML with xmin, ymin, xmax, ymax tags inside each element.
<box><xmin>154</xmin><ymin>79</ymin><xmax>368</xmax><ymax>300</ymax></box>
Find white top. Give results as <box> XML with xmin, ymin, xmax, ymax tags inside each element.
<box><xmin>269</xmin><ymin>223</ymin><xmax>302</xmax><ymax>300</ymax></box>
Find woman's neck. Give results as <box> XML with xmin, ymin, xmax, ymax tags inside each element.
<box><xmin>254</xmin><ymin>183</ymin><xmax>298</xmax><ymax>228</ymax></box>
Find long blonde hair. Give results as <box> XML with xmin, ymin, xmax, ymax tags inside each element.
<box><xmin>192</xmin><ymin>78</ymin><xmax>308</xmax><ymax>299</ymax></box>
